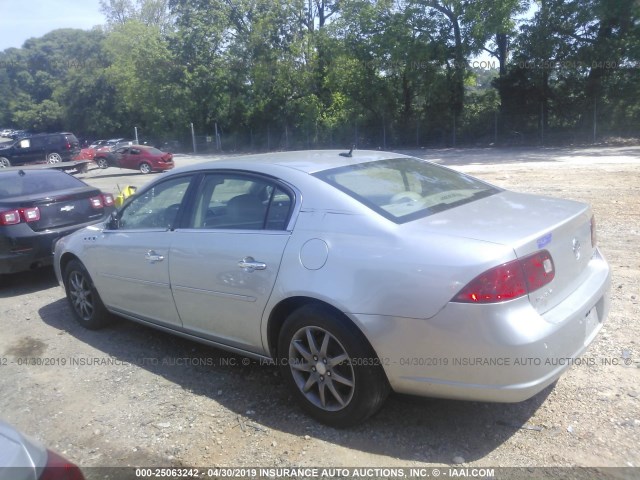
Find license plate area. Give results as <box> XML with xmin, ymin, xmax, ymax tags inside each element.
<box><xmin>584</xmin><ymin>307</ymin><xmax>600</xmax><ymax>345</ymax></box>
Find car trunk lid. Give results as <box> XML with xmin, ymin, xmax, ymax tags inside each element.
<box><xmin>412</xmin><ymin>190</ymin><xmax>594</xmax><ymax>314</ymax></box>
<box><xmin>3</xmin><ymin>186</ymin><xmax>106</xmax><ymax>231</ymax></box>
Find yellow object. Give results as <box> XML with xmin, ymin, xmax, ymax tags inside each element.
<box><xmin>114</xmin><ymin>185</ymin><xmax>137</xmax><ymax>207</ymax></box>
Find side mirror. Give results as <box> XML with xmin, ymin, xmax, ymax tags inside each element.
<box><xmin>107</xmin><ymin>211</ymin><xmax>120</xmax><ymax>230</ymax></box>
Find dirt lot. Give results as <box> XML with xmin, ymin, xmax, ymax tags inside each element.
<box><xmin>0</xmin><ymin>146</ymin><xmax>638</xmax><ymax>476</ymax></box>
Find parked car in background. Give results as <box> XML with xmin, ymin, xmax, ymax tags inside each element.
<box><xmin>0</xmin><ymin>419</ymin><xmax>85</xmax><ymax>480</ymax></box>
<box><xmin>88</xmin><ymin>139</ymin><xmax>108</xmax><ymax>149</ymax></box>
<box><xmin>54</xmin><ymin>150</ymin><xmax>610</xmax><ymax>427</ymax></box>
<box><xmin>0</xmin><ymin>168</ymin><xmax>114</xmax><ymax>274</ymax></box>
<box><xmin>0</xmin><ymin>133</ymin><xmax>80</xmax><ymax>167</ymax></box>
<box><xmin>0</xmin><ymin>129</ymin><xmax>14</xmax><ymax>138</ymax></box>
<box><xmin>94</xmin><ymin>145</ymin><xmax>174</xmax><ymax>174</ymax></box>
<box><xmin>8</xmin><ymin>130</ymin><xmax>32</xmax><ymax>140</ymax></box>
<box><xmin>94</xmin><ymin>138</ymin><xmax>134</xmax><ymax>153</ymax></box>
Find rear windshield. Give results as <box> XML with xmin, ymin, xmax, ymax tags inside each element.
<box><xmin>0</xmin><ymin>170</ymin><xmax>86</xmax><ymax>198</ymax></box>
<box><xmin>144</xmin><ymin>147</ymin><xmax>163</xmax><ymax>155</ymax></box>
<box><xmin>314</xmin><ymin>157</ymin><xmax>500</xmax><ymax>223</ymax></box>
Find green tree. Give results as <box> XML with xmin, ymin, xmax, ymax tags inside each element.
<box><xmin>103</xmin><ymin>20</ymin><xmax>189</xmax><ymax>139</ymax></box>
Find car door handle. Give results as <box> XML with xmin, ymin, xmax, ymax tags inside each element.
<box><xmin>145</xmin><ymin>250</ymin><xmax>165</xmax><ymax>263</ymax></box>
<box><xmin>238</xmin><ymin>256</ymin><xmax>267</xmax><ymax>272</ymax></box>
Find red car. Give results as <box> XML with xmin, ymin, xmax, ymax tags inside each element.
<box><xmin>94</xmin><ymin>145</ymin><xmax>174</xmax><ymax>174</ymax></box>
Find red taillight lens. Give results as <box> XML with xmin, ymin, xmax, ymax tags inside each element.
<box><xmin>102</xmin><ymin>193</ymin><xmax>114</xmax><ymax>207</ymax></box>
<box><xmin>0</xmin><ymin>207</ymin><xmax>40</xmax><ymax>225</ymax></box>
<box><xmin>521</xmin><ymin>250</ymin><xmax>555</xmax><ymax>291</ymax></box>
<box><xmin>590</xmin><ymin>215</ymin><xmax>597</xmax><ymax>247</ymax></box>
<box><xmin>89</xmin><ymin>196</ymin><xmax>104</xmax><ymax>209</ymax></box>
<box><xmin>453</xmin><ymin>250</ymin><xmax>555</xmax><ymax>304</ymax></box>
<box><xmin>453</xmin><ymin>259</ymin><xmax>527</xmax><ymax>303</ymax></box>
<box><xmin>39</xmin><ymin>449</ymin><xmax>85</xmax><ymax>480</ymax></box>
<box><xmin>91</xmin><ymin>194</ymin><xmax>113</xmax><ymax>208</ymax></box>
<box><xmin>21</xmin><ymin>207</ymin><xmax>41</xmax><ymax>222</ymax></box>
<box><xmin>0</xmin><ymin>209</ymin><xmax>21</xmax><ymax>225</ymax></box>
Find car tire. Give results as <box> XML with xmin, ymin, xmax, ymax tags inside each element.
<box><xmin>0</xmin><ymin>157</ymin><xmax>10</xmax><ymax>168</ymax></box>
<box><xmin>96</xmin><ymin>157</ymin><xmax>109</xmax><ymax>169</ymax></box>
<box><xmin>277</xmin><ymin>304</ymin><xmax>390</xmax><ymax>427</ymax></box>
<box><xmin>46</xmin><ymin>152</ymin><xmax>63</xmax><ymax>163</ymax></box>
<box><xmin>64</xmin><ymin>259</ymin><xmax>113</xmax><ymax>330</ymax></box>
<box><xmin>139</xmin><ymin>162</ymin><xmax>152</xmax><ymax>174</ymax></box>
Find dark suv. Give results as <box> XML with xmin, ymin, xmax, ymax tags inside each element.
<box><xmin>0</xmin><ymin>133</ymin><xmax>80</xmax><ymax>167</ymax></box>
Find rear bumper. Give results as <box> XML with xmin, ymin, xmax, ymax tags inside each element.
<box><xmin>352</xmin><ymin>248</ymin><xmax>611</xmax><ymax>402</ymax></box>
<box><xmin>154</xmin><ymin>161</ymin><xmax>174</xmax><ymax>172</ymax></box>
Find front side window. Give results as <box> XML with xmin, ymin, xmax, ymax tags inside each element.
<box><xmin>314</xmin><ymin>157</ymin><xmax>500</xmax><ymax>223</ymax></box>
<box><xmin>118</xmin><ymin>175</ymin><xmax>192</xmax><ymax>230</ymax></box>
<box><xmin>189</xmin><ymin>173</ymin><xmax>293</xmax><ymax>230</ymax></box>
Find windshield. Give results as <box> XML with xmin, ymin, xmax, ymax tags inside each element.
<box><xmin>314</xmin><ymin>157</ymin><xmax>500</xmax><ymax>223</ymax></box>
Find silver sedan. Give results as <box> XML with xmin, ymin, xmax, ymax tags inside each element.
<box><xmin>54</xmin><ymin>150</ymin><xmax>611</xmax><ymax>427</ymax></box>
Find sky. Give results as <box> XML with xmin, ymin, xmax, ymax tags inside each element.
<box><xmin>0</xmin><ymin>0</ymin><xmax>105</xmax><ymax>51</ymax></box>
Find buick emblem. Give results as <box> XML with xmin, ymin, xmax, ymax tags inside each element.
<box><xmin>572</xmin><ymin>238</ymin><xmax>581</xmax><ymax>260</ymax></box>
<box><xmin>60</xmin><ymin>205</ymin><xmax>75</xmax><ymax>212</ymax></box>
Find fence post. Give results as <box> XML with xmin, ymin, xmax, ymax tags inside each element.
<box><xmin>593</xmin><ymin>97</ymin><xmax>597</xmax><ymax>143</ymax></box>
<box><xmin>382</xmin><ymin>114</ymin><xmax>386</xmax><ymax>150</ymax></box>
<box><xmin>539</xmin><ymin>103</ymin><xmax>544</xmax><ymax>145</ymax></box>
<box><xmin>354</xmin><ymin>119</ymin><xmax>358</xmax><ymax>149</ymax></box>
<box><xmin>452</xmin><ymin>115</ymin><xmax>456</xmax><ymax>147</ymax></box>
<box><xmin>215</xmin><ymin>122</ymin><xmax>221</xmax><ymax>151</ymax></box>
<box><xmin>191</xmin><ymin>122</ymin><xmax>197</xmax><ymax>153</ymax></box>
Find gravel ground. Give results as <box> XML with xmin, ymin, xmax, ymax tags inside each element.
<box><xmin>0</xmin><ymin>146</ymin><xmax>638</xmax><ymax>477</ymax></box>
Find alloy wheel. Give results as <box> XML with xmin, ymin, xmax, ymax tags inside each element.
<box><xmin>288</xmin><ymin>326</ymin><xmax>355</xmax><ymax>411</ymax></box>
<box><xmin>68</xmin><ymin>271</ymin><xmax>95</xmax><ymax>321</ymax></box>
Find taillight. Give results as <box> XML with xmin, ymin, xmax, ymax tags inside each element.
<box><xmin>39</xmin><ymin>449</ymin><xmax>85</xmax><ymax>480</ymax></box>
<box><xmin>0</xmin><ymin>207</ymin><xmax>40</xmax><ymax>225</ymax></box>
<box><xmin>102</xmin><ymin>193</ymin><xmax>114</xmax><ymax>207</ymax></box>
<box><xmin>453</xmin><ymin>250</ymin><xmax>555</xmax><ymax>304</ymax></box>
<box><xmin>0</xmin><ymin>209</ymin><xmax>21</xmax><ymax>225</ymax></box>
<box><xmin>90</xmin><ymin>194</ymin><xmax>113</xmax><ymax>208</ymax></box>
<box><xmin>21</xmin><ymin>207</ymin><xmax>41</xmax><ymax>222</ymax></box>
<box><xmin>89</xmin><ymin>196</ymin><xmax>104</xmax><ymax>209</ymax></box>
<box><xmin>590</xmin><ymin>215</ymin><xmax>597</xmax><ymax>247</ymax></box>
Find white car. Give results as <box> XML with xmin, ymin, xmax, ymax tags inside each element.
<box><xmin>54</xmin><ymin>150</ymin><xmax>610</xmax><ymax>427</ymax></box>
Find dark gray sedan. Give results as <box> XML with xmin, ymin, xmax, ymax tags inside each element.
<box><xmin>53</xmin><ymin>150</ymin><xmax>610</xmax><ymax>427</ymax></box>
<box><xmin>0</xmin><ymin>168</ymin><xmax>114</xmax><ymax>275</ymax></box>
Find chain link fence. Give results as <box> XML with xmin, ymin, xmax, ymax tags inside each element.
<box><xmin>158</xmin><ymin>108</ymin><xmax>640</xmax><ymax>155</ymax></box>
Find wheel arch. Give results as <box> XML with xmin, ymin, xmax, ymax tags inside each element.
<box><xmin>265</xmin><ymin>296</ymin><xmax>383</xmax><ymax>366</ymax></box>
<box><xmin>58</xmin><ymin>252</ymin><xmax>81</xmax><ymax>284</ymax></box>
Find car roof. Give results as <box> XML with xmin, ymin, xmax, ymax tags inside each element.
<box><xmin>178</xmin><ymin>149</ymin><xmax>412</xmax><ymax>175</ymax></box>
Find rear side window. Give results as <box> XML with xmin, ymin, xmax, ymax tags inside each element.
<box><xmin>189</xmin><ymin>173</ymin><xmax>293</xmax><ymax>230</ymax></box>
<box><xmin>314</xmin><ymin>157</ymin><xmax>500</xmax><ymax>223</ymax></box>
<box><xmin>0</xmin><ymin>170</ymin><xmax>85</xmax><ymax>198</ymax></box>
